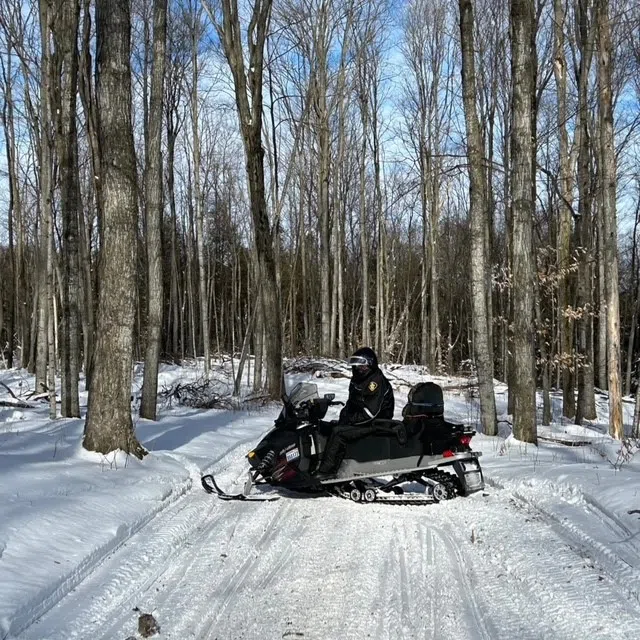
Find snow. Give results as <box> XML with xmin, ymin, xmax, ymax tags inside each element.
<box><xmin>1</xmin><ymin>360</ymin><xmax>639</xmax><ymax>640</ymax></box>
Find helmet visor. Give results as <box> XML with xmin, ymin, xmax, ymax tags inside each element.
<box><xmin>348</xmin><ymin>355</ymin><xmax>371</xmax><ymax>367</ymax></box>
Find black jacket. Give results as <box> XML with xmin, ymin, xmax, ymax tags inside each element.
<box><xmin>339</xmin><ymin>368</ymin><xmax>395</xmax><ymax>425</ymax></box>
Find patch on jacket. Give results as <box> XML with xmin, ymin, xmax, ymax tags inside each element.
<box><xmin>368</xmin><ymin>381</ymin><xmax>378</xmax><ymax>392</ymax></box>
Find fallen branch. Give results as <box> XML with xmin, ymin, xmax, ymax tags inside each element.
<box><xmin>0</xmin><ymin>399</ymin><xmax>35</xmax><ymax>409</ymax></box>
<box><xmin>538</xmin><ymin>434</ymin><xmax>593</xmax><ymax>447</ymax></box>
<box><xmin>0</xmin><ymin>381</ymin><xmax>22</xmax><ymax>401</ymax></box>
<box><xmin>159</xmin><ymin>377</ymin><xmax>233</xmax><ymax>410</ymax></box>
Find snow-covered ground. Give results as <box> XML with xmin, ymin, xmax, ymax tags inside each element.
<box><xmin>1</xmin><ymin>359</ymin><xmax>639</xmax><ymax>640</ymax></box>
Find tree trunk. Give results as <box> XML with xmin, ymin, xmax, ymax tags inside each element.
<box><xmin>252</xmin><ymin>256</ymin><xmax>264</xmax><ymax>390</ymax></box>
<box><xmin>191</xmin><ymin>11</ymin><xmax>210</xmax><ymax>377</ymax></box>
<box><xmin>35</xmin><ymin>0</ymin><xmax>54</xmax><ymax>397</ymax></box>
<box><xmin>625</xmin><ymin>273</ymin><xmax>640</xmax><ymax>396</ymax></box>
<box><xmin>167</xmin><ymin>102</ymin><xmax>181</xmax><ymax>358</ymax></box>
<box><xmin>509</xmin><ymin>0</ymin><xmax>537</xmax><ymax>443</ymax></box>
<box><xmin>313</xmin><ymin>1</ymin><xmax>331</xmax><ymax>356</ymax></box>
<box><xmin>596</xmin><ymin>0</ymin><xmax>623</xmax><ymax>439</ymax></box>
<box><xmin>140</xmin><ymin>0</ymin><xmax>168</xmax><ymax>420</ymax></box>
<box><xmin>633</xmin><ymin>382</ymin><xmax>640</xmax><ymax>438</ymax></box>
<box><xmin>574</xmin><ymin>0</ymin><xmax>597</xmax><ymax>423</ymax></box>
<box><xmin>459</xmin><ymin>0</ymin><xmax>497</xmax><ymax>436</ymax></box>
<box><xmin>78</xmin><ymin>0</ymin><xmax>99</xmax><ymax>384</ymax></box>
<box><xmin>358</xmin><ymin>75</ymin><xmax>371</xmax><ymax>347</ymax></box>
<box><xmin>1</xmin><ymin>52</ymin><xmax>19</xmax><ymax>368</ymax></box>
<box><xmin>429</xmin><ymin>166</ymin><xmax>441</xmax><ymax>372</ymax></box>
<box><xmin>213</xmin><ymin>0</ymin><xmax>282</xmax><ymax>398</ymax></box>
<box><xmin>420</xmin><ymin>150</ymin><xmax>429</xmax><ymax>367</ymax></box>
<box><xmin>52</xmin><ymin>0</ymin><xmax>81</xmax><ymax>418</ymax></box>
<box><xmin>553</xmin><ymin>0</ymin><xmax>575</xmax><ymax>418</ymax></box>
<box><xmin>596</xmin><ymin>213</ymin><xmax>607</xmax><ymax>389</ymax></box>
<box><xmin>372</xmin><ymin>79</ymin><xmax>384</xmax><ymax>357</ymax></box>
<box><xmin>84</xmin><ymin>0</ymin><xmax>146</xmax><ymax>458</ymax></box>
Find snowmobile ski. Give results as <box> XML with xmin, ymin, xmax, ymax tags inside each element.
<box><xmin>201</xmin><ymin>474</ymin><xmax>280</xmax><ymax>502</ymax></box>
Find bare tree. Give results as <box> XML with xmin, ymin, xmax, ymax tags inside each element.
<box><xmin>206</xmin><ymin>0</ymin><xmax>282</xmax><ymax>398</ymax></box>
<box><xmin>35</xmin><ymin>0</ymin><xmax>55</xmax><ymax>414</ymax></box>
<box><xmin>140</xmin><ymin>0</ymin><xmax>168</xmax><ymax>420</ymax></box>
<box><xmin>597</xmin><ymin>0</ymin><xmax>623</xmax><ymax>438</ymax></box>
<box><xmin>510</xmin><ymin>0</ymin><xmax>537</xmax><ymax>443</ymax></box>
<box><xmin>311</xmin><ymin>0</ymin><xmax>332</xmax><ymax>356</ymax></box>
<box><xmin>402</xmin><ymin>0</ymin><xmax>451</xmax><ymax>370</ymax></box>
<box><xmin>78</xmin><ymin>0</ymin><xmax>99</xmax><ymax>383</ymax></box>
<box><xmin>354</xmin><ymin>7</ymin><xmax>373</xmax><ymax>348</ymax></box>
<box><xmin>553</xmin><ymin>0</ymin><xmax>575</xmax><ymax>418</ymax></box>
<box><xmin>188</xmin><ymin>2</ymin><xmax>210</xmax><ymax>376</ymax></box>
<box><xmin>84</xmin><ymin>0</ymin><xmax>146</xmax><ymax>458</ymax></box>
<box><xmin>0</xmin><ymin>50</ymin><xmax>19</xmax><ymax>368</ymax></box>
<box><xmin>574</xmin><ymin>0</ymin><xmax>597</xmax><ymax>423</ymax></box>
<box><xmin>459</xmin><ymin>0</ymin><xmax>497</xmax><ymax>436</ymax></box>
<box><xmin>51</xmin><ymin>0</ymin><xmax>81</xmax><ymax>417</ymax></box>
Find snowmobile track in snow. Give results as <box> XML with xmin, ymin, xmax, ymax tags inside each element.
<box><xmin>14</xmin><ymin>441</ymin><xmax>259</xmax><ymax>640</ymax></box>
<box><xmin>15</xmin><ymin>456</ymin><xmax>640</xmax><ymax>640</ymax></box>
<box><xmin>509</xmin><ymin>485</ymin><xmax>640</xmax><ymax>607</ymax></box>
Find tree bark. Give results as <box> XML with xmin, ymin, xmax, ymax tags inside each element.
<box><xmin>140</xmin><ymin>0</ymin><xmax>168</xmax><ymax>420</ymax></box>
<box><xmin>84</xmin><ymin>0</ymin><xmax>146</xmax><ymax>458</ymax></box>
<box><xmin>596</xmin><ymin>0</ymin><xmax>623</xmax><ymax>439</ymax></box>
<box><xmin>574</xmin><ymin>0</ymin><xmax>597</xmax><ymax>423</ymax></box>
<box><xmin>357</xmin><ymin>52</ymin><xmax>371</xmax><ymax>347</ymax></box>
<box><xmin>509</xmin><ymin>0</ymin><xmax>537</xmax><ymax>443</ymax></box>
<box><xmin>52</xmin><ymin>0</ymin><xmax>81</xmax><ymax>418</ymax></box>
<box><xmin>553</xmin><ymin>0</ymin><xmax>575</xmax><ymax>418</ymax></box>
<box><xmin>312</xmin><ymin>0</ymin><xmax>331</xmax><ymax>356</ymax></box>
<box><xmin>190</xmin><ymin>8</ymin><xmax>210</xmax><ymax>376</ymax></box>
<box><xmin>78</xmin><ymin>0</ymin><xmax>98</xmax><ymax>384</ymax></box>
<box><xmin>36</xmin><ymin>0</ymin><xmax>54</xmax><ymax>399</ymax></box>
<box><xmin>1</xmin><ymin>52</ymin><xmax>19</xmax><ymax>368</ymax></box>
<box><xmin>212</xmin><ymin>0</ymin><xmax>282</xmax><ymax>398</ymax></box>
<box><xmin>459</xmin><ymin>0</ymin><xmax>497</xmax><ymax>436</ymax></box>
<box><xmin>372</xmin><ymin>75</ymin><xmax>385</xmax><ymax>357</ymax></box>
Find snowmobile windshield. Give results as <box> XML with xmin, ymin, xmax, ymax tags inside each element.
<box><xmin>287</xmin><ymin>382</ymin><xmax>319</xmax><ymax>407</ymax></box>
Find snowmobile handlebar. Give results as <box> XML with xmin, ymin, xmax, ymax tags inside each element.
<box><xmin>297</xmin><ymin>398</ymin><xmax>344</xmax><ymax>411</ymax></box>
<box><xmin>291</xmin><ymin>396</ymin><xmax>344</xmax><ymax>424</ymax></box>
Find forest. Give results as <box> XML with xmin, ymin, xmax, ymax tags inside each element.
<box><xmin>0</xmin><ymin>0</ymin><xmax>639</xmax><ymax>453</ymax></box>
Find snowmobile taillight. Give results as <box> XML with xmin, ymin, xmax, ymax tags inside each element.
<box><xmin>459</xmin><ymin>435</ymin><xmax>472</xmax><ymax>446</ymax></box>
<box><xmin>442</xmin><ymin>450</ymin><xmax>455</xmax><ymax>458</ymax></box>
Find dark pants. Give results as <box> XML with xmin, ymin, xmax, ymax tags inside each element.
<box><xmin>317</xmin><ymin>423</ymin><xmax>374</xmax><ymax>474</ymax></box>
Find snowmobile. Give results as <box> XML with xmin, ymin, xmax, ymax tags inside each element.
<box><xmin>201</xmin><ymin>381</ymin><xmax>485</xmax><ymax>504</ymax></box>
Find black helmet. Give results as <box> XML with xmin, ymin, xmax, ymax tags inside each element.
<box><xmin>348</xmin><ymin>347</ymin><xmax>378</xmax><ymax>379</ymax></box>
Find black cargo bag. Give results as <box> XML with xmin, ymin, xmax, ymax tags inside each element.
<box><xmin>402</xmin><ymin>382</ymin><xmax>456</xmax><ymax>451</ymax></box>
<box><xmin>402</xmin><ymin>382</ymin><xmax>444</xmax><ymax>420</ymax></box>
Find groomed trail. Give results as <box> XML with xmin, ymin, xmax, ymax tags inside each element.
<box><xmin>16</xmin><ymin>442</ymin><xmax>640</xmax><ymax>640</ymax></box>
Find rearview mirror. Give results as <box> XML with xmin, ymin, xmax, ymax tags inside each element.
<box><xmin>324</xmin><ymin>393</ymin><xmax>335</xmax><ymax>401</ymax></box>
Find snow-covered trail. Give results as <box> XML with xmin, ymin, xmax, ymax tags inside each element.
<box><xmin>17</xmin><ymin>447</ymin><xmax>640</xmax><ymax>640</ymax></box>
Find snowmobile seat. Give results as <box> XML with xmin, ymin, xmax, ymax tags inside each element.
<box><xmin>344</xmin><ymin>420</ymin><xmax>424</xmax><ymax>463</ymax></box>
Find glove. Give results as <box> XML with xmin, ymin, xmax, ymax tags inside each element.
<box><xmin>318</xmin><ymin>420</ymin><xmax>336</xmax><ymax>436</ymax></box>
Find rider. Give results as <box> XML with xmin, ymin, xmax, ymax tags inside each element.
<box><xmin>315</xmin><ymin>347</ymin><xmax>394</xmax><ymax>479</ymax></box>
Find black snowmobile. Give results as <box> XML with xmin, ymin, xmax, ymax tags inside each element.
<box><xmin>201</xmin><ymin>380</ymin><xmax>485</xmax><ymax>504</ymax></box>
